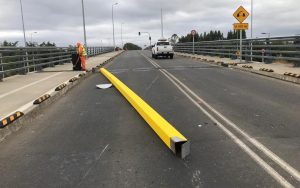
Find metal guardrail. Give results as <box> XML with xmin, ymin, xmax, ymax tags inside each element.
<box><xmin>174</xmin><ymin>36</ymin><xmax>300</xmax><ymax>65</ymax></box>
<box><xmin>0</xmin><ymin>46</ymin><xmax>114</xmax><ymax>81</ymax></box>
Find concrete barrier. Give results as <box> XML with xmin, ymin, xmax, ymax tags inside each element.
<box><xmin>100</xmin><ymin>68</ymin><xmax>190</xmax><ymax>159</ymax></box>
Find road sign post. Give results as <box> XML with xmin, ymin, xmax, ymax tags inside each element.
<box><xmin>233</xmin><ymin>6</ymin><xmax>249</xmax><ymax>64</ymax></box>
<box><xmin>240</xmin><ymin>30</ymin><xmax>243</xmax><ymax>64</ymax></box>
<box><xmin>191</xmin><ymin>30</ymin><xmax>197</xmax><ymax>55</ymax></box>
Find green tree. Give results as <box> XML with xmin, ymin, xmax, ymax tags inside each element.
<box><xmin>1</xmin><ymin>40</ymin><xmax>19</xmax><ymax>47</ymax></box>
<box><xmin>227</xmin><ymin>30</ymin><xmax>246</xmax><ymax>40</ymax></box>
<box><xmin>123</xmin><ymin>43</ymin><xmax>142</xmax><ymax>50</ymax></box>
<box><xmin>39</xmin><ymin>41</ymin><xmax>56</xmax><ymax>47</ymax></box>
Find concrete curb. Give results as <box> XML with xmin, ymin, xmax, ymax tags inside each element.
<box><xmin>0</xmin><ymin>51</ymin><xmax>125</xmax><ymax>142</ymax></box>
<box><xmin>175</xmin><ymin>52</ymin><xmax>300</xmax><ymax>85</ymax></box>
<box><xmin>0</xmin><ymin>111</ymin><xmax>23</xmax><ymax>128</ymax></box>
<box><xmin>232</xmin><ymin>66</ymin><xmax>300</xmax><ymax>84</ymax></box>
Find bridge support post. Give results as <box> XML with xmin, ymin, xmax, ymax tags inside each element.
<box><xmin>295</xmin><ymin>36</ymin><xmax>300</xmax><ymax>67</ymax></box>
<box><xmin>240</xmin><ymin>30</ymin><xmax>243</xmax><ymax>64</ymax></box>
<box><xmin>0</xmin><ymin>53</ymin><xmax>3</xmax><ymax>81</ymax></box>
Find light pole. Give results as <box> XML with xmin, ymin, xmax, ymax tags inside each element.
<box><xmin>19</xmin><ymin>0</ymin><xmax>30</xmax><ymax>73</ymax></box>
<box><xmin>250</xmin><ymin>0</ymin><xmax>254</xmax><ymax>62</ymax></box>
<box><xmin>161</xmin><ymin>8</ymin><xmax>164</xmax><ymax>38</ymax></box>
<box><xmin>81</xmin><ymin>0</ymin><xmax>87</xmax><ymax>50</ymax></box>
<box><xmin>138</xmin><ymin>32</ymin><xmax>152</xmax><ymax>47</ymax></box>
<box><xmin>19</xmin><ymin>0</ymin><xmax>27</xmax><ymax>47</ymax></box>
<box><xmin>121</xmin><ymin>23</ymin><xmax>124</xmax><ymax>49</ymax></box>
<box><xmin>112</xmin><ymin>2</ymin><xmax>118</xmax><ymax>50</ymax></box>
<box><xmin>30</xmin><ymin>32</ymin><xmax>38</xmax><ymax>45</ymax></box>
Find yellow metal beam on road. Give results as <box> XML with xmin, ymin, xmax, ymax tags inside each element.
<box><xmin>100</xmin><ymin>68</ymin><xmax>190</xmax><ymax>159</ymax></box>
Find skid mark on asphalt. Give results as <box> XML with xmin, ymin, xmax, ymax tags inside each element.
<box><xmin>145</xmin><ymin>75</ymin><xmax>160</xmax><ymax>92</ymax></box>
<box><xmin>76</xmin><ymin>144</ymin><xmax>109</xmax><ymax>187</ymax></box>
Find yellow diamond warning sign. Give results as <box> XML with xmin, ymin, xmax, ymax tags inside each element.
<box><xmin>233</xmin><ymin>6</ymin><xmax>249</xmax><ymax>23</ymax></box>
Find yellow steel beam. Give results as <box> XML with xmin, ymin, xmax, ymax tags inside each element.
<box><xmin>100</xmin><ymin>68</ymin><xmax>190</xmax><ymax>158</ymax></box>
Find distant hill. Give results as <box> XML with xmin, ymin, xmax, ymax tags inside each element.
<box><xmin>123</xmin><ymin>43</ymin><xmax>142</xmax><ymax>50</ymax></box>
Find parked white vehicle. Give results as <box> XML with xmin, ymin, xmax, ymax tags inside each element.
<box><xmin>152</xmin><ymin>39</ymin><xmax>174</xmax><ymax>59</ymax></box>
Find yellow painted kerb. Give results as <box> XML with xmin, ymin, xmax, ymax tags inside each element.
<box><xmin>100</xmin><ymin>68</ymin><xmax>188</xmax><ymax>150</ymax></box>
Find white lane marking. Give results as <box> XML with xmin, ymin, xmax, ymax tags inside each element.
<box><xmin>144</xmin><ymin>53</ymin><xmax>300</xmax><ymax>182</ymax></box>
<box><xmin>163</xmin><ymin>64</ymin><xmax>300</xmax><ymax>183</ymax></box>
<box><xmin>141</xmin><ymin>53</ymin><xmax>295</xmax><ymax>188</ymax></box>
<box><xmin>0</xmin><ymin>72</ymin><xmax>63</xmax><ymax>99</ymax></box>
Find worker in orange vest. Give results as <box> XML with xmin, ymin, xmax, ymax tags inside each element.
<box><xmin>76</xmin><ymin>42</ymin><xmax>87</xmax><ymax>71</ymax></box>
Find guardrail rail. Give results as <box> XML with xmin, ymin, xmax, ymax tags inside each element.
<box><xmin>174</xmin><ymin>36</ymin><xmax>300</xmax><ymax>66</ymax></box>
<box><xmin>0</xmin><ymin>46</ymin><xmax>114</xmax><ymax>81</ymax></box>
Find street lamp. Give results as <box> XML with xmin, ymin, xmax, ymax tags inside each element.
<box><xmin>138</xmin><ymin>32</ymin><xmax>152</xmax><ymax>47</ymax></box>
<box><xmin>251</xmin><ymin>0</ymin><xmax>254</xmax><ymax>39</ymax></box>
<box><xmin>250</xmin><ymin>0</ymin><xmax>254</xmax><ymax>62</ymax></box>
<box><xmin>121</xmin><ymin>23</ymin><xmax>124</xmax><ymax>49</ymax></box>
<box><xmin>30</xmin><ymin>32</ymin><xmax>38</xmax><ymax>45</ymax></box>
<box><xmin>19</xmin><ymin>0</ymin><xmax>27</xmax><ymax>47</ymax></box>
<box><xmin>261</xmin><ymin>32</ymin><xmax>271</xmax><ymax>38</ymax></box>
<box><xmin>81</xmin><ymin>0</ymin><xmax>87</xmax><ymax>50</ymax></box>
<box><xmin>112</xmin><ymin>2</ymin><xmax>118</xmax><ymax>50</ymax></box>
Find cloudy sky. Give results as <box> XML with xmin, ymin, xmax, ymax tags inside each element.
<box><xmin>0</xmin><ymin>0</ymin><xmax>299</xmax><ymax>47</ymax></box>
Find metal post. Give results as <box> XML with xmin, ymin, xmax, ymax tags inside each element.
<box><xmin>250</xmin><ymin>0</ymin><xmax>253</xmax><ymax>62</ymax></box>
<box><xmin>112</xmin><ymin>3</ymin><xmax>118</xmax><ymax>50</ymax></box>
<box><xmin>81</xmin><ymin>0</ymin><xmax>87</xmax><ymax>52</ymax></box>
<box><xmin>139</xmin><ymin>32</ymin><xmax>152</xmax><ymax>48</ymax></box>
<box><xmin>19</xmin><ymin>0</ymin><xmax>27</xmax><ymax>47</ymax></box>
<box><xmin>240</xmin><ymin>30</ymin><xmax>243</xmax><ymax>63</ymax></box>
<box><xmin>33</xmin><ymin>50</ymin><xmax>36</xmax><ymax>71</ymax></box>
<box><xmin>112</xmin><ymin>5</ymin><xmax>115</xmax><ymax>49</ymax></box>
<box><xmin>19</xmin><ymin>0</ymin><xmax>29</xmax><ymax>74</ymax></box>
<box><xmin>161</xmin><ymin>8</ymin><xmax>164</xmax><ymax>38</ymax></box>
<box><xmin>295</xmin><ymin>36</ymin><xmax>300</xmax><ymax>66</ymax></box>
<box><xmin>192</xmin><ymin>36</ymin><xmax>195</xmax><ymax>55</ymax></box>
<box><xmin>0</xmin><ymin>53</ymin><xmax>4</xmax><ymax>81</ymax></box>
<box><xmin>121</xmin><ymin>24</ymin><xmax>123</xmax><ymax>48</ymax></box>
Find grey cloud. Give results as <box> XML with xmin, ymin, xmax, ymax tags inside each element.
<box><xmin>0</xmin><ymin>0</ymin><xmax>299</xmax><ymax>47</ymax></box>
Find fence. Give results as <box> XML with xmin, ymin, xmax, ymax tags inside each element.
<box><xmin>0</xmin><ymin>46</ymin><xmax>114</xmax><ymax>80</ymax></box>
<box><xmin>174</xmin><ymin>36</ymin><xmax>300</xmax><ymax>66</ymax></box>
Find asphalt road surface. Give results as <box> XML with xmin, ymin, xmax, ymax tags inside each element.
<box><xmin>0</xmin><ymin>51</ymin><xmax>300</xmax><ymax>188</ymax></box>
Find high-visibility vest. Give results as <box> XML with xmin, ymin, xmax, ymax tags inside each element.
<box><xmin>78</xmin><ymin>45</ymin><xmax>87</xmax><ymax>57</ymax></box>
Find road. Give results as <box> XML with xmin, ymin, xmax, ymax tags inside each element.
<box><xmin>0</xmin><ymin>51</ymin><xmax>300</xmax><ymax>187</ymax></box>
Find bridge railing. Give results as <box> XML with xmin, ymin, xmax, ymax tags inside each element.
<box><xmin>0</xmin><ymin>46</ymin><xmax>114</xmax><ymax>81</ymax></box>
<box><xmin>174</xmin><ymin>36</ymin><xmax>300</xmax><ymax>66</ymax></box>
